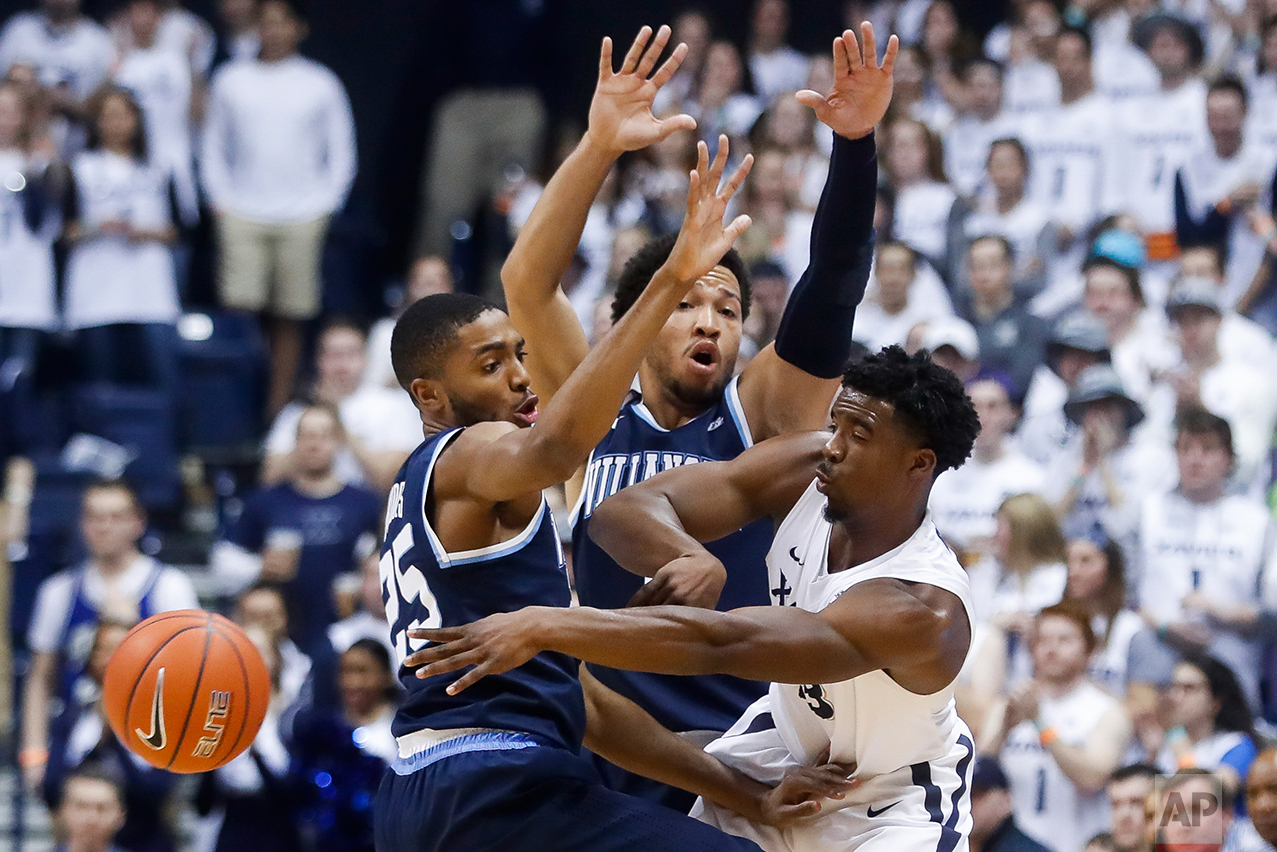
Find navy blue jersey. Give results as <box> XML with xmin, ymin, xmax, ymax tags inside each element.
<box><xmin>572</xmin><ymin>376</ymin><xmax>770</xmax><ymax>734</ymax></box>
<box><xmin>381</xmin><ymin>428</ymin><xmax>585</xmax><ymax>750</ymax></box>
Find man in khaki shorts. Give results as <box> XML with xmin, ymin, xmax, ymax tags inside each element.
<box><xmin>201</xmin><ymin>0</ymin><xmax>357</xmax><ymax>414</ymax></box>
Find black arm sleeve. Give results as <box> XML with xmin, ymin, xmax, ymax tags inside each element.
<box><xmin>773</xmin><ymin>132</ymin><xmax>877</xmax><ymax>380</ymax></box>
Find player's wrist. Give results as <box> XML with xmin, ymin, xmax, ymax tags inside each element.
<box><xmin>579</xmin><ymin>128</ymin><xmax>624</xmax><ymax>163</ymax></box>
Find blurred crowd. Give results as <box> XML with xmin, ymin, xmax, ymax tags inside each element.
<box><xmin>6</xmin><ymin>0</ymin><xmax>1277</xmax><ymax>851</ymax></box>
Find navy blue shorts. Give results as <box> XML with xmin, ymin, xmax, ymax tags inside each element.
<box><xmin>374</xmin><ymin>738</ymin><xmax>763</xmax><ymax>852</ymax></box>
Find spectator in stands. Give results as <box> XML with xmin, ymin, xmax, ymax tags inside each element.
<box><xmin>982</xmin><ymin>601</ymin><xmax>1133</xmax><ymax>852</ymax></box>
<box><xmin>1045</xmin><ymin>364</ymin><xmax>1173</xmax><ymax>560</ymax></box>
<box><xmin>886</xmin><ymin>43</ymin><xmax>954</xmax><ymax>131</ymax></box>
<box><xmin>1243</xmin><ymin>15</ymin><xmax>1277</xmax><ymax>152</ymax></box>
<box><xmin>918</xmin><ymin>0</ymin><xmax>977</xmax><ymax>108</ymax></box>
<box><xmin>45</xmin><ymin>618</ymin><xmax>178</xmax><ymax>852</ymax></box>
<box><xmin>0</xmin><ymin>0</ymin><xmax>115</xmax><ymax>135</ymax></box>
<box><xmin>1135</xmin><ymin>408</ymin><xmax>1277</xmax><ymax>712</ymax></box>
<box><xmin>689</xmin><ymin>39</ymin><xmax>762</xmax><ymax>155</ymax></box>
<box><xmin>651</xmin><ymin>8</ymin><xmax>712</xmax><ymax>117</ymax></box>
<box><xmin>109</xmin><ymin>0</ymin><xmax>215</xmax><ymax>82</ymax></box>
<box><xmin>52</xmin><ymin>768</ymin><xmax>128</xmax><ymax>852</ymax></box>
<box><xmin>746</xmin><ymin>0</ymin><xmax>807</xmax><ymax>103</ymax></box>
<box><xmin>883</xmin><ymin>116</ymin><xmax>956</xmax><ymax>270</ymax></box>
<box><xmin>22</xmin><ymin>479</ymin><xmax>197</xmax><ymax>793</ymax></box>
<box><xmin>1062</xmin><ymin>535</ymin><xmax>1143</xmax><ymax>698</ymax></box>
<box><xmin>1244</xmin><ymin>748</ymin><xmax>1277</xmax><ymax>850</ymax></box>
<box><xmin>213</xmin><ymin>403</ymin><xmax>382</xmax><ymax>658</ymax></box>
<box><xmin>1108</xmin><ymin>764</ymin><xmax>1156</xmax><ymax>852</ymax></box>
<box><xmin>233</xmin><ymin>583</ymin><xmax>311</xmax><ymax>706</ymax></box>
<box><xmin>327</xmin><ymin>552</ymin><xmax>391</xmax><ymax>657</ymax></box>
<box><xmin>739</xmin><ymin>260</ymin><xmax>788</xmax><ymax>352</ymax></box>
<box><xmin>913</xmin><ymin>314</ymin><xmax>981</xmax><ymax>382</ymax></box>
<box><xmin>1176</xmin><ymin>246</ymin><xmax>1277</xmax><ymax>370</ymax></box>
<box><xmin>929</xmin><ymin>372</ymin><xmax>1045</xmax><ymax>566</ymax></box>
<box><xmin>1082</xmin><ymin>248</ymin><xmax>1177</xmax><ymax>405</ymax></box>
<box><xmin>854</xmin><ymin>239</ymin><xmax>954</xmax><ymax>352</ymax></box>
<box><xmin>262</xmin><ymin>319</ymin><xmax>421</xmax><ymax>492</ymax></box>
<box><xmin>363</xmin><ymin>255</ymin><xmax>455</xmax><ymax>390</ymax></box>
<box><xmin>289</xmin><ymin>638</ymin><xmax>398</xmax><ymax>852</ymax></box>
<box><xmin>749</xmin><ymin>94</ymin><xmax>829</xmax><ymax>212</ymax></box>
<box><xmin>733</xmin><ymin>147</ymin><xmax>810</xmax><ymax>283</ymax></box>
<box><xmin>1018</xmin><ymin>310</ymin><xmax>1112</xmax><ymax>466</ymax></box>
<box><xmin>1175</xmin><ymin>76</ymin><xmax>1277</xmax><ymax>307</ymax></box>
<box><xmin>211</xmin><ymin>0</ymin><xmax>259</xmax><ymax>68</ymax></box>
<box><xmin>64</xmin><ymin>87</ymin><xmax>180</xmax><ymax>389</ymax></box>
<box><xmin>969</xmin><ymin>756</ymin><xmax>1053</xmax><ymax>852</ymax></box>
<box><xmin>1001</xmin><ymin>0</ymin><xmax>1063</xmax><ymax>115</ymax></box>
<box><xmin>1153</xmin><ymin>769</ymin><xmax>1235</xmax><ymax>852</ymax></box>
<box><xmin>943</xmin><ymin>58</ymin><xmax>1017</xmax><ymax>197</ymax></box>
<box><xmin>201</xmin><ymin>0</ymin><xmax>356</xmax><ymax>416</ymax></box>
<box><xmin>954</xmin><ymin>234</ymin><xmax>1050</xmax><ymax>402</ymax></box>
<box><xmin>1155</xmin><ymin>654</ymin><xmax>1259</xmax><ymax>802</ymax></box>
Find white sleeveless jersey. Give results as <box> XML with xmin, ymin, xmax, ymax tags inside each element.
<box><xmin>1001</xmin><ymin>681</ymin><xmax>1117</xmax><ymax>852</ymax></box>
<box><xmin>759</xmin><ymin>480</ymin><xmax>974</xmax><ymax>778</ymax></box>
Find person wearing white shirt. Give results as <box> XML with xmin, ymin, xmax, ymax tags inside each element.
<box><xmin>201</xmin><ymin>0</ymin><xmax>356</xmax><ymax>415</ymax></box>
<box><xmin>1082</xmin><ymin>253</ymin><xmax>1178</xmax><ymax>406</ymax></box>
<box><xmin>0</xmin><ymin>0</ymin><xmax>115</xmax><ymax>108</ymax></box>
<box><xmin>746</xmin><ymin>0</ymin><xmax>808</xmax><ymax>103</ymax></box>
<box><xmin>943</xmin><ymin>58</ymin><xmax>1022</xmax><ymax>198</ymax></box>
<box><xmin>885</xmin><ymin>116</ymin><xmax>957</xmax><ymax>269</ymax></box>
<box><xmin>1134</xmin><ymin>409</ymin><xmax>1277</xmax><ymax>712</ymax></box>
<box><xmin>1018</xmin><ymin>310</ymin><xmax>1112</xmax><ymax>466</ymax></box>
<box><xmin>854</xmin><ymin>239</ymin><xmax>954</xmax><ymax>353</ymax></box>
<box><xmin>1177</xmin><ymin>246</ymin><xmax>1277</xmax><ymax>371</ymax></box>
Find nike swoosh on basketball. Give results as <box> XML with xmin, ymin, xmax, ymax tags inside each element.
<box><xmin>135</xmin><ymin>667</ymin><xmax>167</xmax><ymax>750</ymax></box>
<box><xmin>866</xmin><ymin>801</ymin><xmax>901</xmax><ymax>818</ymax></box>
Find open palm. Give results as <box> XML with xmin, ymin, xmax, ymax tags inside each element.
<box><xmin>796</xmin><ymin>22</ymin><xmax>898</xmax><ymax>140</ymax></box>
<box><xmin>588</xmin><ymin>26</ymin><xmax>696</xmax><ymax>155</ymax></box>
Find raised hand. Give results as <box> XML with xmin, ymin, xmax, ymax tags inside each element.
<box><xmin>586</xmin><ymin>25</ymin><xmax>697</xmax><ymax>157</ymax></box>
<box><xmin>796</xmin><ymin>22</ymin><xmax>898</xmax><ymax>140</ymax></box>
<box><xmin>661</xmin><ymin>136</ymin><xmax>753</xmax><ymax>284</ymax></box>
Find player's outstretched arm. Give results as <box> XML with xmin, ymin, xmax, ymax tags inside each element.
<box><xmin>501</xmin><ymin>25</ymin><xmax>696</xmax><ymax>404</ymax></box>
<box><xmin>448</xmin><ymin>140</ymin><xmax>752</xmax><ymax>502</ymax></box>
<box><xmin>590</xmin><ymin>431</ymin><xmax>825</xmax><ymax>608</ymax></box>
<box><xmin>405</xmin><ymin>576</ymin><xmax>969</xmax><ymax>696</ymax></box>
<box><xmin>736</xmin><ymin>23</ymin><xmax>896</xmax><ymax>442</ymax></box>
<box><xmin>580</xmin><ymin>666</ymin><xmax>855</xmax><ymax>827</ymax></box>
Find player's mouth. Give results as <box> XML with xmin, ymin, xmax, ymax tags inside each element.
<box><xmin>513</xmin><ymin>393</ymin><xmax>539</xmax><ymax>427</ymax></box>
<box><xmin>814</xmin><ymin>465</ymin><xmax>831</xmax><ymax>493</ymax></box>
<box><xmin>686</xmin><ymin>341</ymin><xmax>720</xmax><ymax>376</ymax></box>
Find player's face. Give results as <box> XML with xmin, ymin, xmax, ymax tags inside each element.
<box><xmin>1030</xmin><ymin>614</ymin><xmax>1090</xmax><ymax>681</ymax></box>
<box><xmin>58</xmin><ymin>778</ymin><xmax>125</xmax><ymax>847</ymax></box>
<box><xmin>1175</xmin><ymin>431</ymin><xmax>1231</xmax><ymax>496</ymax></box>
<box><xmin>1110</xmin><ymin>775</ymin><xmax>1155</xmax><ymax>852</ymax></box>
<box><xmin>439</xmin><ymin>310</ymin><xmax>537</xmax><ymax>429</ymax></box>
<box><xmin>1247</xmin><ymin>757</ymin><xmax>1277</xmax><ymax>845</ymax></box>
<box><xmin>293</xmin><ymin>408</ymin><xmax>342</xmax><ymax>476</ymax></box>
<box><xmin>1065</xmin><ymin>538</ymin><xmax>1108</xmax><ymax>601</ymax></box>
<box><xmin>969</xmin><ymin>378</ymin><xmax>1016</xmax><ymax>446</ymax></box>
<box><xmin>1167</xmin><ymin>662</ymin><xmax>1217</xmax><ymax>729</ymax></box>
<box><xmin>818</xmin><ymin>389</ymin><xmax>925</xmax><ymax>523</ymax></box>
<box><xmin>317</xmin><ymin>327</ymin><xmax>367</xmax><ymax>396</ymax></box>
<box><xmin>646</xmin><ymin>268</ymin><xmax>743</xmax><ymax>410</ymax></box>
<box><xmin>80</xmin><ymin>488</ymin><xmax>145</xmax><ymax>561</ymax></box>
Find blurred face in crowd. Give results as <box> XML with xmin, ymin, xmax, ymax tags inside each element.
<box><xmin>1179</xmin><ymin>246</ymin><xmax>1223</xmax><ymax>282</ymax></box>
<box><xmin>1109</xmin><ymin>773</ymin><xmax>1155</xmax><ymax>852</ymax></box>
<box><xmin>923</xmin><ymin>1</ymin><xmax>959</xmax><ymax>56</ymax></box>
<box><xmin>1082</xmin><ymin>398</ymin><xmax>1129</xmax><ymax>446</ymax></box>
<box><xmin>97</xmin><ymin>92</ymin><xmax>140</xmax><ymax>154</ymax></box>
<box><xmin>986</xmin><ymin>141</ymin><xmax>1027</xmax><ymax>198</ymax></box>
<box><xmin>293</xmin><ymin>407</ymin><xmax>343</xmax><ymax>478</ymax></box>
<box><xmin>57</xmin><ymin>777</ymin><xmax>125</xmax><ymax>852</ymax></box>
<box><xmin>406</xmin><ymin>256</ymin><xmax>454</xmax><ymax>306</ymax></box>
<box><xmin>968</xmin><ymin>63</ymin><xmax>1003</xmax><ymax>118</ymax></box>
<box><xmin>1031</xmin><ymin>613</ymin><xmax>1090</xmax><ymax>683</ymax></box>
<box><xmin>969</xmin><ymin>378</ymin><xmax>1016</xmax><ymax>451</ymax></box>
<box><xmin>1175</xmin><ymin>429</ymin><xmax>1231</xmax><ymax>499</ymax></box>
<box><xmin>1065</xmin><ymin>538</ymin><xmax>1108</xmax><ymax>602</ymax></box>
<box><xmin>749</xmin><ymin>150</ymin><xmax>790</xmax><ymax>206</ymax></box>
<box><xmin>764</xmin><ymin>96</ymin><xmax>813</xmax><ymax>150</ymax></box>
<box><xmin>1167</xmin><ymin>661</ymin><xmax>1217</xmax><ymax>731</ymax></box>
<box><xmin>0</xmin><ymin>86</ymin><xmax>25</xmax><ymax>149</ymax></box>
<box><xmin>701</xmin><ymin>41</ymin><xmax>744</xmax><ymax>99</ymax></box>
<box><xmin>87</xmin><ymin>621</ymin><xmax>131</xmax><ymax>685</ymax></box>
<box><xmin>751</xmin><ymin>0</ymin><xmax>789</xmax><ymax>48</ymax></box>
<box><xmin>1206</xmin><ymin>88</ymin><xmax>1245</xmax><ymax>158</ymax></box>
<box><xmin>1053</xmin><ymin>347</ymin><xmax>1104</xmax><ymax>387</ymax></box>
<box><xmin>1247</xmin><ymin>753</ymin><xmax>1277</xmax><ymax>846</ymax></box>
<box><xmin>127</xmin><ymin>0</ymin><xmax>162</xmax><ymax>46</ymax></box>
<box><xmin>220</xmin><ymin>0</ymin><xmax>257</xmax><ymax>32</ymax></box>
<box><xmin>875</xmin><ymin>244</ymin><xmax>915</xmax><ymax>313</ymax></box>
<box><xmin>317</xmin><ymin>326</ymin><xmax>368</xmax><ymax>398</ymax></box>
<box><xmin>1158</xmin><ymin>776</ymin><xmax>1229</xmax><ymax>852</ymax></box>
<box><xmin>1148</xmin><ymin>27</ymin><xmax>1192</xmax><ymax>81</ymax></box>
<box><xmin>257</xmin><ymin>0</ymin><xmax>305</xmax><ymax>62</ymax></box>
<box><xmin>886</xmin><ymin>121</ymin><xmax>930</xmax><ymax>185</ymax></box>
<box><xmin>645</xmin><ymin>268</ymin><xmax>744</xmax><ymax>412</ymax></box>
<box><xmin>340</xmin><ymin>644</ymin><xmax>393</xmax><ymax>720</ymax></box>
<box><xmin>1170</xmin><ymin>304</ymin><xmax>1221</xmax><ymax>358</ymax></box>
<box><xmin>1084</xmin><ymin>265</ymin><xmax>1139</xmax><ymax>337</ymax></box>
<box><xmin>236</xmin><ymin>587</ymin><xmax>289</xmax><ymax>644</ymax></box>
<box><xmin>673</xmin><ymin>9</ymin><xmax>711</xmax><ymax>70</ymax></box>
<box><xmin>81</xmin><ymin>486</ymin><xmax>145</xmax><ymax>564</ymax></box>
<box><xmin>968</xmin><ymin>238</ymin><xmax>1013</xmax><ymax>303</ymax></box>
<box><xmin>1054</xmin><ymin>30</ymin><xmax>1092</xmax><ymax>92</ymax></box>
<box><xmin>358</xmin><ymin>552</ymin><xmax>385</xmax><ymax>616</ymax></box>
<box><xmin>41</xmin><ymin>0</ymin><xmax>80</xmax><ymax>23</ymax></box>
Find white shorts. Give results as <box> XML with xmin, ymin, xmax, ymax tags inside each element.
<box><xmin>692</xmin><ymin>700</ymin><xmax>974</xmax><ymax>852</ymax></box>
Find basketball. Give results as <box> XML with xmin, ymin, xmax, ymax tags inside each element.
<box><xmin>102</xmin><ymin>610</ymin><xmax>272</xmax><ymax>773</ymax></box>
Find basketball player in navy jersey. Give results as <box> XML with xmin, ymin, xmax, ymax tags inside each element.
<box><xmin>374</xmin><ymin>78</ymin><xmax>851</xmax><ymax>850</ymax></box>
<box><xmin>502</xmin><ymin>21</ymin><xmax>895</xmax><ymax>807</ymax></box>
<box><xmin>406</xmin><ymin>346</ymin><xmax>983</xmax><ymax>852</ymax></box>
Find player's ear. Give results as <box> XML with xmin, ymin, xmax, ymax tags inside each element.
<box><xmin>409</xmin><ymin>377</ymin><xmax>449</xmax><ymax>419</ymax></box>
<box><xmin>908</xmin><ymin>447</ymin><xmax>936</xmax><ymax>480</ymax></box>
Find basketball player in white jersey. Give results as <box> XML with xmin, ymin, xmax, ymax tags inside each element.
<box><xmin>404</xmin><ymin>345</ymin><xmax>983</xmax><ymax>852</ymax></box>
<box><xmin>980</xmin><ymin>601</ymin><xmax>1132</xmax><ymax>852</ymax></box>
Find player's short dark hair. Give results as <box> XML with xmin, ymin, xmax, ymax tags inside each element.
<box><xmin>969</xmin><ymin>233</ymin><xmax>1015</xmax><ymax>263</ymax></box>
<box><xmin>1208</xmin><ymin>74</ymin><xmax>1248</xmax><ymax>111</ymax></box>
<box><xmin>391</xmin><ymin>293</ymin><xmax>499</xmax><ymax>388</ymax></box>
<box><xmin>1110</xmin><ymin>763</ymin><xmax>1159</xmax><ymax>785</ymax></box>
<box><xmin>1037</xmin><ymin>599</ymin><xmax>1097</xmax><ymax>652</ymax></box>
<box><xmin>611</xmin><ymin>233</ymin><xmax>751</xmax><ymax>324</ymax></box>
<box><xmin>1083</xmin><ymin>255</ymin><xmax>1144</xmax><ymax>305</ymax></box>
<box><xmin>1057</xmin><ymin>24</ymin><xmax>1093</xmax><ymax>56</ymax></box>
<box><xmin>1174</xmin><ymin>406</ymin><xmax>1234</xmax><ymax>458</ymax></box>
<box><xmin>839</xmin><ymin>345</ymin><xmax>980</xmax><ymax>476</ymax></box>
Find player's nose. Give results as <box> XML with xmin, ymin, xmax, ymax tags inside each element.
<box><xmin>693</xmin><ymin>305</ymin><xmax>721</xmax><ymax>336</ymax></box>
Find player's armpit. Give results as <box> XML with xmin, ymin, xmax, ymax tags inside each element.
<box><xmin>735</xmin><ymin>345</ymin><xmax>842</xmax><ymax>441</ymax></box>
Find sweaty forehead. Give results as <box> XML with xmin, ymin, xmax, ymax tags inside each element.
<box><xmin>455</xmin><ymin>309</ymin><xmax>519</xmax><ymax>352</ymax></box>
<box><xmin>832</xmin><ymin>389</ymin><xmax>891</xmax><ymax>420</ymax></box>
<box><xmin>695</xmin><ymin>266</ymin><xmax>741</xmax><ymax>301</ymax></box>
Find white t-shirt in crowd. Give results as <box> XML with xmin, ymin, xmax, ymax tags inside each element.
<box><xmin>0</xmin><ymin>149</ymin><xmax>57</xmax><ymax>329</ymax></box>
<box><xmin>929</xmin><ymin>449</ymin><xmax>1046</xmax><ymax>556</ymax></box>
<box><xmin>0</xmin><ymin>12</ymin><xmax>115</xmax><ymax>100</ymax></box>
<box><xmin>114</xmin><ymin>43</ymin><xmax>197</xmax><ymax>223</ymax></box>
<box><xmin>1020</xmin><ymin>92</ymin><xmax>1120</xmax><ymax>234</ymax></box>
<box><xmin>748</xmin><ymin>46</ymin><xmax>809</xmax><ymax>104</ymax></box>
<box><xmin>944</xmin><ymin>112</ymin><xmax>1024</xmax><ymax>198</ymax></box>
<box><xmin>201</xmin><ymin>54</ymin><xmax>356</xmax><ymax>223</ymax></box>
<box><xmin>1114</xmin><ymin>78</ymin><xmax>1209</xmax><ymax>235</ymax></box>
<box><xmin>894</xmin><ymin>181</ymin><xmax>957</xmax><ymax>262</ymax></box>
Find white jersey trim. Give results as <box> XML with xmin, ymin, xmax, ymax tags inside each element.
<box><xmin>724</xmin><ymin>375</ymin><xmax>754</xmax><ymax>449</ymax></box>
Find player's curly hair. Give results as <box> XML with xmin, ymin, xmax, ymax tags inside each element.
<box><xmin>391</xmin><ymin>293</ymin><xmax>498</xmax><ymax>388</ymax></box>
<box><xmin>611</xmin><ymin>233</ymin><xmax>751</xmax><ymax>324</ymax></box>
<box><xmin>840</xmin><ymin>345</ymin><xmax>980</xmax><ymax>476</ymax></box>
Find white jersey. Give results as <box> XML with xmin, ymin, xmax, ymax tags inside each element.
<box><xmin>1020</xmin><ymin>92</ymin><xmax>1119</xmax><ymax>233</ymax></box>
<box><xmin>1088</xmin><ymin>609</ymin><xmax>1143</xmax><ymax>698</ymax></box>
<box><xmin>928</xmin><ymin>450</ymin><xmax>1045</xmax><ymax>555</ymax></box>
<box><xmin>944</xmin><ymin>112</ymin><xmax>1024</xmax><ymax>197</ymax></box>
<box><xmin>1002</xmin><ymin>681</ymin><xmax>1119</xmax><ymax>852</ymax></box>
<box><xmin>693</xmin><ymin>482</ymin><xmax>976</xmax><ymax>852</ymax></box>
<box><xmin>1114</xmin><ymin>80</ymin><xmax>1208</xmax><ymax>234</ymax></box>
<box><xmin>894</xmin><ymin>181</ymin><xmax>957</xmax><ymax>261</ymax></box>
<box><xmin>0</xmin><ymin>149</ymin><xmax>57</xmax><ymax>329</ymax></box>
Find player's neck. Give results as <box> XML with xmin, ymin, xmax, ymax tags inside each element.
<box><xmin>829</xmin><ymin>507</ymin><xmax>925</xmax><ymax>572</ymax></box>
<box><xmin>636</xmin><ymin>369</ymin><xmax>714</xmax><ymax>430</ymax></box>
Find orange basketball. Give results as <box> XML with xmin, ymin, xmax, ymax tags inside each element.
<box><xmin>102</xmin><ymin>610</ymin><xmax>272</xmax><ymax>773</ymax></box>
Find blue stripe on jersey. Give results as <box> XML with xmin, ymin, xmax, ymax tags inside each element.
<box><xmin>571</xmin><ymin>377</ymin><xmax>770</xmax><ymax>733</ymax></box>
<box><xmin>383</xmin><ymin>429</ymin><xmax>585</xmax><ymax>749</ymax></box>
<box><xmin>942</xmin><ymin>736</ymin><xmax>974</xmax><ymax>852</ymax></box>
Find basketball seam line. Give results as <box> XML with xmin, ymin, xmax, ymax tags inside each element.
<box><xmin>164</xmin><ymin>612</ymin><xmax>215</xmax><ymax>770</ymax></box>
<box><xmin>210</xmin><ymin>620</ymin><xmax>254</xmax><ymax>764</ymax></box>
<box><xmin>121</xmin><ymin>622</ymin><xmax>206</xmax><ymax>746</ymax></box>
